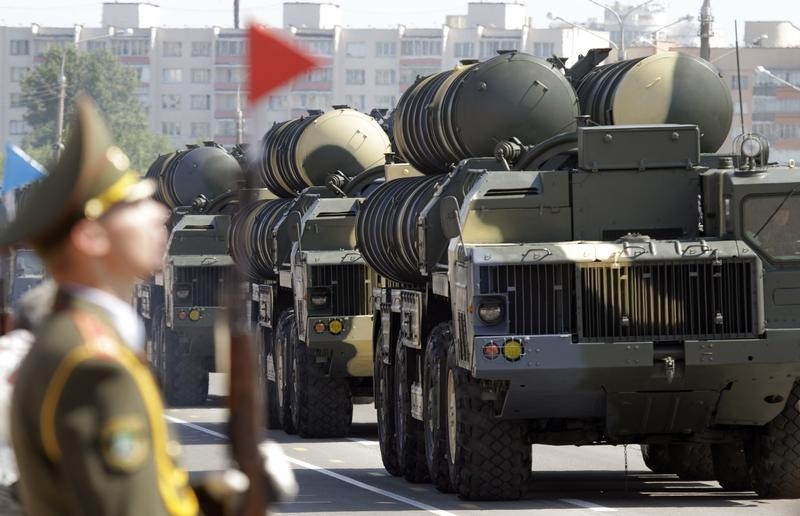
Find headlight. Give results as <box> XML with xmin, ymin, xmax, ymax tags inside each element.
<box><xmin>741</xmin><ymin>137</ymin><xmax>762</xmax><ymax>158</ymax></box>
<box><xmin>309</xmin><ymin>287</ymin><xmax>329</xmax><ymax>307</ymax></box>
<box><xmin>175</xmin><ymin>285</ymin><xmax>191</xmax><ymax>301</ymax></box>
<box><xmin>477</xmin><ymin>298</ymin><xmax>505</xmax><ymax>325</ymax></box>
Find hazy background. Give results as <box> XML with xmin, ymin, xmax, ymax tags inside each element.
<box><xmin>0</xmin><ymin>0</ymin><xmax>797</xmax><ymax>46</ymax></box>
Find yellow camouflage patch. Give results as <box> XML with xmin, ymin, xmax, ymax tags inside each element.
<box><xmin>100</xmin><ymin>415</ymin><xmax>149</xmax><ymax>472</ymax></box>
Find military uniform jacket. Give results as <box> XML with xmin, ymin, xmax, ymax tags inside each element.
<box><xmin>10</xmin><ymin>291</ymin><xmax>199</xmax><ymax>516</ymax></box>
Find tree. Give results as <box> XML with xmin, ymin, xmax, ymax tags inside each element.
<box><xmin>20</xmin><ymin>46</ymin><xmax>171</xmax><ymax>173</ymax></box>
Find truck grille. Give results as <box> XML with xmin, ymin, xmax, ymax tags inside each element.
<box><xmin>478</xmin><ymin>259</ymin><xmax>758</xmax><ymax>342</ymax></box>
<box><xmin>310</xmin><ymin>264</ymin><xmax>372</xmax><ymax>316</ymax></box>
<box><xmin>175</xmin><ymin>266</ymin><xmax>237</xmax><ymax>306</ymax></box>
<box><xmin>579</xmin><ymin>260</ymin><xmax>756</xmax><ymax>342</ymax></box>
<box><xmin>479</xmin><ymin>264</ymin><xmax>576</xmax><ymax>335</ymax></box>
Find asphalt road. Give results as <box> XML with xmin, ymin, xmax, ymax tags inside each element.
<box><xmin>169</xmin><ymin>403</ymin><xmax>800</xmax><ymax>516</ymax></box>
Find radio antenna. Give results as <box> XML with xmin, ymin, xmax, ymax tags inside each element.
<box><xmin>734</xmin><ymin>20</ymin><xmax>745</xmax><ymax>136</ymax></box>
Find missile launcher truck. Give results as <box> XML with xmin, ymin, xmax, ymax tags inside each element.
<box><xmin>353</xmin><ymin>50</ymin><xmax>800</xmax><ymax>500</ymax></box>
<box><xmin>136</xmin><ymin>142</ymin><xmax>243</xmax><ymax>406</ymax></box>
<box><xmin>230</xmin><ymin>107</ymin><xmax>391</xmax><ymax>437</ymax></box>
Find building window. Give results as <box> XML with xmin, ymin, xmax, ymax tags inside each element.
<box><xmin>533</xmin><ymin>42</ymin><xmax>555</xmax><ymax>58</ymax></box>
<box><xmin>375</xmin><ymin>69</ymin><xmax>396</xmax><ymax>85</ymax></box>
<box><xmin>161</xmin><ymin>94</ymin><xmax>182</xmax><ymax>110</ymax></box>
<box><xmin>345</xmin><ymin>42</ymin><xmax>367</xmax><ymax>58</ymax></box>
<box><xmin>268</xmin><ymin>95</ymin><xmax>288</xmax><ymax>110</ymax></box>
<box><xmin>9</xmin><ymin>93</ymin><xmax>23</xmax><ymax>109</ymax></box>
<box><xmin>731</xmin><ymin>75</ymin><xmax>750</xmax><ymax>90</ymax></box>
<box><xmin>112</xmin><ymin>39</ymin><xmax>150</xmax><ymax>56</ymax></box>
<box><xmin>162</xmin><ymin>68</ymin><xmax>183</xmax><ymax>83</ymax></box>
<box><xmin>344</xmin><ymin>95</ymin><xmax>366</xmax><ymax>111</ymax></box>
<box><xmin>291</xmin><ymin>93</ymin><xmax>332</xmax><ymax>110</ymax></box>
<box><xmin>162</xmin><ymin>121</ymin><xmax>182</xmax><ymax>136</ymax></box>
<box><xmin>191</xmin><ymin>68</ymin><xmax>211</xmax><ymax>83</ymax></box>
<box><xmin>9</xmin><ymin>40</ymin><xmax>30</xmax><ymax>56</ymax></box>
<box><xmin>9</xmin><ymin>67</ymin><xmax>29</xmax><ymax>83</ymax></box>
<box><xmin>129</xmin><ymin>66</ymin><xmax>150</xmax><ymax>83</ymax></box>
<box><xmin>137</xmin><ymin>93</ymin><xmax>150</xmax><ymax>112</ymax></box>
<box><xmin>401</xmin><ymin>39</ymin><xmax>442</xmax><ymax>57</ymax></box>
<box><xmin>304</xmin><ymin>67</ymin><xmax>333</xmax><ymax>82</ymax></box>
<box><xmin>299</xmin><ymin>38</ymin><xmax>333</xmax><ymax>56</ymax></box>
<box><xmin>216</xmin><ymin>119</ymin><xmax>236</xmax><ymax>137</ymax></box>
<box><xmin>33</xmin><ymin>39</ymin><xmax>69</xmax><ymax>56</ymax></box>
<box><xmin>216</xmin><ymin>67</ymin><xmax>246</xmax><ymax>83</ymax></box>
<box><xmin>480</xmin><ymin>39</ymin><xmax>518</xmax><ymax>58</ymax></box>
<box><xmin>192</xmin><ymin>41</ymin><xmax>211</xmax><ymax>57</ymax></box>
<box><xmin>454</xmin><ymin>42</ymin><xmax>475</xmax><ymax>59</ymax></box>
<box><xmin>345</xmin><ymin>69</ymin><xmax>366</xmax><ymax>85</ymax></box>
<box><xmin>191</xmin><ymin>122</ymin><xmax>210</xmax><ymax>138</ymax></box>
<box><xmin>216</xmin><ymin>39</ymin><xmax>244</xmax><ymax>56</ymax></box>
<box><xmin>9</xmin><ymin>120</ymin><xmax>30</xmax><ymax>135</ymax></box>
<box><xmin>375</xmin><ymin>41</ymin><xmax>396</xmax><ymax>58</ymax></box>
<box><xmin>86</xmin><ymin>41</ymin><xmax>107</xmax><ymax>52</ymax></box>
<box><xmin>191</xmin><ymin>94</ymin><xmax>211</xmax><ymax>110</ymax></box>
<box><xmin>399</xmin><ymin>67</ymin><xmax>438</xmax><ymax>84</ymax></box>
<box><xmin>375</xmin><ymin>95</ymin><xmax>396</xmax><ymax>108</ymax></box>
<box><xmin>215</xmin><ymin>93</ymin><xmax>238</xmax><ymax>111</ymax></box>
<box><xmin>163</xmin><ymin>41</ymin><xmax>182</xmax><ymax>57</ymax></box>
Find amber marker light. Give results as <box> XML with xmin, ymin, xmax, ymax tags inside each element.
<box><xmin>503</xmin><ymin>339</ymin><xmax>523</xmax><ymax>361</ymax></box>
<box><xmin>329</xmin><ymin>319</ymin><xmax>344</xmax><ymax>335</ymax></box>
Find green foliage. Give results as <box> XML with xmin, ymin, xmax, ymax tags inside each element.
<box><xmin>20</xmin><ymin>46</ymin><xmax>171</xmax><ymax>173</ymax></box>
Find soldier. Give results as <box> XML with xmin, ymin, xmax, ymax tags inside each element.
<box><xmin>0</xmin><ymin>96</ymin><xmax>202</xmax><ymax>515</ymax></box>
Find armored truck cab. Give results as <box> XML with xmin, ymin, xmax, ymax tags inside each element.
<box><xmin>361</xmin><ymin>125</ymin><xmax>800</xmax><ymax>500</ymax></box>
<box><xmin>241</xmin><ymin>190</ymin><xmax>377</xmax><ymax>438</ymax></box>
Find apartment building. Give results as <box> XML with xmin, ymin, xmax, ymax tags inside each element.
<box><xmin>2</xmin><ymin>1</ymin><xmax>798</xmax><ymax>161</ymax></box>
<box><xmin>0</xmin><ymin>1</ymin><xmax>611</xmax><ymax>149</ymax></box>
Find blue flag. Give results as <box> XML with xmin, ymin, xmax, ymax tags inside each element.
<box><xmin>3</xmin><ymin>143</ymin><xmax>46</xmax><ymax>193</ymax></box>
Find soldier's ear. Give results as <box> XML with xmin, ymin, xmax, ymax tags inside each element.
<box><xmin>70</xmin><ymin>218</ymin><xmax>112</xmax><ymax>257</ymax></box>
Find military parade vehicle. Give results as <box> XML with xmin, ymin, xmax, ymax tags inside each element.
<box><xmin>230</xmin><ymin>107</ymin><xmax>391</xmax><ymax>437</ymax></box>
<box><xmin>136</xmin><ymin>142</ymin><xmax>242</xmax><ymax>405</ymax></box>
<box><xmin>353</xmin><ymin>50</ymin><xmax>800</xmax><ymax>501</ymax></box>
<box><xmin>0</xmin><ymin>185</ymin><xmax>45</xmax><ymax>333</ymax></box>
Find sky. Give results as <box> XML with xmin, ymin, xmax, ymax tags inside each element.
<box><xmin>0</xmin><ymin>0</ymin><xmax>797</xmax><ymax>46</ymax></box>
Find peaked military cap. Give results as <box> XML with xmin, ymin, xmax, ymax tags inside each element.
<box><xmin>0</xmin><ymin>94</ymin><xmax>155</xmax><ymax>249</ymax></box>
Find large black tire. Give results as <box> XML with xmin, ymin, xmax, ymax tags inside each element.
<box><xmin>274</xmin><ymin>310</ymin><xmax>296</xmax><ymax>434</ymax></box>
<box><xmin>258</xmin><ymin>325</ymin><xmax>282</xmax><ymax>430</ymax></box>
<box><xmin>672</xmin><ymin>444</ymin><xmax>715</xmax><ymax>481</ymax></box>
<box><xmin>152</xmin><ymin>306</ymin><xmax>208</xmax><ymax>407</ymax></box>
<box><xmin>445</xmin><ymin>335</ymin><xmax>530</xmax><ymax>500</ymax></box>
<box><xmin>747</xmin><ymin>381</ymin><xmax>800</xmax><ymax>498</ymax></box>
<box><xmin>148</xmin><ymin>306</ymin><xmax>167</xmax><ymax>389</ymax></box>
<box><xmin>374</xmin><ymin>334</ymin><xmax>401</xmax><ymax>476</ymax></box>
<box><xmin>394</xmin><ymin>339</ymin><xmax>430</xmax><ymax>483</ymax></box>
<box><xmin>712</xmin><ymin>442</ymin><xmax>753</xmax><ymax>491</ymax></box>
<box><xmin>164</xmin><ymin>335</ymin><xmax>208</xmax><ymax>407</ymax></box>
<box><xmin>641</xmin><ymin>444</ymin><xmax>673</xmax><ymax>474</ymax></box>
<box><xmin>290</xmin><ymin>317</ymin><xmax>353</xmax><ymax>438</ymax></box>
<box><xmin>424</xmin><ymin>322</ymin><xmax>454</xmax><ymax>492</ymax></box>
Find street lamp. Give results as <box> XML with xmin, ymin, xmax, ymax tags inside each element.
<box><xmin>651</xmin><ymin>14</ymin><xmax>693</xmax><ymax>42</ymax></box>
<box><xmin>546</xmin><ymin>12</ymin><xmax>619</xmax><ymax>51</ymax></box>
<box><xmin>588</xmin><ymin>0</ymin><xmax>657</xmax><ymax>61</ymax></box>
<box><xmin>755</xmin><ymin>65</ymin><xmax>800</xmax><ymax>92</ymax></box>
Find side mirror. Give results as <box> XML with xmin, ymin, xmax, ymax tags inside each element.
<box><xmin>286</xmin><ymin>211</ymin><xmax>302</xmax><ymax>243</ymax></box>
<box><xmin>440</xmin><ymin>196</ymin><xmax>462</xmax><ymax>239</ymax></box>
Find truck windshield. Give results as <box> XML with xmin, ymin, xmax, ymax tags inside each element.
<box><xmin>743</xmin><ymin>194</ymin><xmax>800</xmax><ymax>263</ymax></box>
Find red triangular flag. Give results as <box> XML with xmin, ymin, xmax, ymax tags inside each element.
<box><xmin>248</xmin><ymin>24</ymin><xmax>319</xmax><ymax>104</ymax></box>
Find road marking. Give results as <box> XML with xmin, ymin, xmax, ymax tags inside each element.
<box><xmin>329</xmin><ymin>459</ymin><xmax>345</xmax><ymax>464</ymax></box>
<box><xmin>560</xmin><ymin>498</ymin><xmax>618</xmax><ymax>512</ymax></box>
<box><xmin>347</xmin><ymin>438</ymin><xmax>380</xmax><ymax>447</ymax></box>
<box><xmin>293</xmin><ymin>447</ymin><xmax>308</xmax><ymax>452</ymax></box>
<box><xmin>166</xmin><ymin>415</ymin><xmax>459</xmax><ymax>516</ymax></box>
